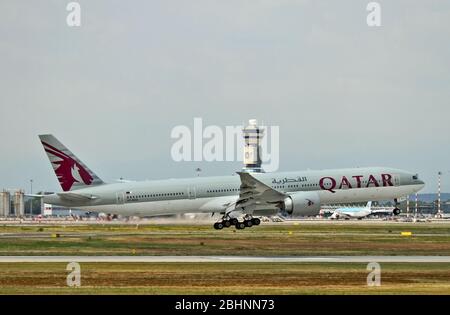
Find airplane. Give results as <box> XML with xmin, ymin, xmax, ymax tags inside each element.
<box><xmin>38</xmin><ymin>134</ymin><xmax>425</xmax><ymax>230</ymax></box>
<box><xmin>327</xmin><ymin>201</ymin><xmax>401</xmax><ymax>220</ymax></box>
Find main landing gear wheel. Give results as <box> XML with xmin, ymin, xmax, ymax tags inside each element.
<box><xmin>230</xmin><ymin>218</ymin><xmax>238</xmax><ymax>226</ymax></box>
<box><xmin>251</xmin><ymin>218</ymin><xmax>261</xmax><ymax>226</ymax></box>
<box><xmin>214</xmin><ymin>216</ymin><xmax>261</xmax><ymax>230</ymax></box>
<box><xmin>213</xmin><ymin>222</ymin><xmax>224</xmax><ymax>230</ymax></box>
<box><xmin>235</xmin><ymin>222</ymin><xmax>246</xmax><ymax>230</ymax></box>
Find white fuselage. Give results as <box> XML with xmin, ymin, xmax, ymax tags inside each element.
<box><xmin>43</xmin><ymin>167</ymin><xmax>425</xmax><ymax>217</ymax></box>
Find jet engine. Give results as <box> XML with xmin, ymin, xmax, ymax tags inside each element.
<box><xmin>393</xmin><ymin>208</ymin><xmax>401</xmax><ymax>215</ymax></box>
<box><xmin>282</xmin><ymin>191</ymin><xmax>321</xmax><ymax>217</ymax></box>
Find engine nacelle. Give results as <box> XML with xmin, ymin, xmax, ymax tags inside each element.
<box><xmin>393</xmin><ymin>208</ymin><xmax>401</xmax><ymax>215</ymax></box>
<box><xmin>283</xmin><ymin>191</ymin><xmax>321</xmax><ymax>217</ymax></box>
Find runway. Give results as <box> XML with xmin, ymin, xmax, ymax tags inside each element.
<box><xmin>0</xmin><ymin>256</ymin><xmax>449</xmax><ymax>263</ymax></box>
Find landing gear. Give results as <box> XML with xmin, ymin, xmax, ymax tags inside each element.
<box><xmin>230</xmin><ymin>218</ymin><xmax>238</xmax><ymax>226</ymax></box>
<box><xmin>393</xmin><ymin>199</ymin><xmax>401</xmax><ymax>216</ymax></box>
<box><xmin>235</xmin><ymin>222</ymin><xmax>246</xmax><ymax>229</ymax></box>
<box><xmin>213</xmin><ymin>215</ymin><xmax>234</xmax><ymax>230</ymax></box>
<box><xmin>251</xmin><ymin>218</ymin><xmax>261</xmax><ymax>226</ymax></box>
<box><xmin>213</xmin><ymin>222</ymin><xmax>224</xmax><ymax>230</ymax></box>
<box><xmin>213</xmin><ymin>215</ymin><xmax>261</xmax><ymax>230</ymax></box>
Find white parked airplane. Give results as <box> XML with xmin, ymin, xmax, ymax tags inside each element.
<box><xmin>328</xmin><ymin>201</ymin><xmax>401</xmax><ymax>220</ymax></box>
<box><xmin>38</xmin><ymin>135</ymin><xmax>425</xmax><ymax>229</ymax></box>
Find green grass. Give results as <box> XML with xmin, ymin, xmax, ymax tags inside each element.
<box><xmin>1</xmin><ymin>222</ymin><xmax>449</xmax><ymax>294</ymax></box>
<box><xmin>1</xmin><ymin>222</ymin><xmax>450</xmax><ymax>233</ymax></box>
<box><xmin>0</xmin><ymin>262</ymin><xmax>449</xmax><ymax>294</ymax></box>
<box><xmin>0</xmin><ymin>222</ymin><xmax>449</xmax><ymax>256</ymax></box>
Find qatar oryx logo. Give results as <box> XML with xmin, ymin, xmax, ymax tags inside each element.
<box><xmin>306</xmin><ymin>199</ymin><xmax>314</xmax><ymax>206</ymax></box>
<box><xmin>42</xmin><ymin>142</ymin><xmax>93</xmax><ymax>191</ymax></box>
<box><xmin>319</xmin><ymin>174</ymin><xmax>394</xmax><ymax>193</ymax></box>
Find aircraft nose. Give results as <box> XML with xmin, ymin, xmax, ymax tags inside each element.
<box><xmin>410</xmin><ymin>173</ymin><xmax>425</xmax><ymax>187</ymax></box>
<box><xmin>413</xmin><ymin>178</ymin><xmax>425</xmax><ymax>189</ymax></box>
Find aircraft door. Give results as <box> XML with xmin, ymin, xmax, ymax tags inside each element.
<box><xmin>116</xmin><ymin>191</ymin><xmax>125</xmax><ymax>204</ymax></box>
<box><xmin>394</xmin><ymin>174</ymin><xmax>400</xmax><ymax>186</ymax></box>
<box><xmin>187</xmin><ymin>186</ymin><xmax>196</xmax><ymax>199</ymax></box>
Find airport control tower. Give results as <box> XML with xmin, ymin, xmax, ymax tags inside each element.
<box><xmin>242</xmin><ymin>119</ymin><xmax>265</xmax><ymax>173</ymax></box>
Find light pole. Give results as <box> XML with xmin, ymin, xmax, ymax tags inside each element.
<box><xmin>30</xmin><ymin>179</ymin><xmax>33</xmax><ymax>215</ymax></box>
<box><xmin>406</xmin><ymin>195</ymin><xmax>409</xmax><ymax>218</ymax></box>
<box><xmin>438</xmin><ymin>171</ymin><xmax>442</xmax><ymax>218</ymax></box>
<box><xmin>414</xmin><ymin>193</ymin><xmax>418</xmax><ymax>222</ymax></box>
<box><xmin>436</xmin><ymin>171</ymin><xmax>450</xmax><ymax>218</ymax></box>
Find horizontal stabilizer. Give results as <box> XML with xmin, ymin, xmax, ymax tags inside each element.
<box><xmin>57</xmin><ymin>192</ymin><xmax>98</xmax><ymax>202</ymax></box>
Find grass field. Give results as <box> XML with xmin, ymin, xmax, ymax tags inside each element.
<box><xmin>0</xmin><ymin>222</ymin><xmax>449</xmax><ymax>256</ymax></box>
<box><xmin>1</xmin><ymin>222</ymin><xmax>449</xmax><ymax>294</ymax></box>
<box><xmin>0</xmin><ymin>262</ymin><xmax>449</xmax><ymax>294</ymax></box>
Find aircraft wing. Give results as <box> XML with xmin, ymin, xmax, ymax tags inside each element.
<box><xmin>24</xmin><ymin>194</ymin><xmax>45</xmax><ymax>198</ymax></box>
<box><xmin>371</xmin><ymin>208</ymin><xmax>396</xmax><ymax>215</ymax></box>
<box><xmin>230</xmin><ymin>172</ymin><xmax>287</xmax><ymax>214</ymax></box>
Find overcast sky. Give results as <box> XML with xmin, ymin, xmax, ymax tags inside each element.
<box><xmin>1</xmin><ymin>0</ymin><xmax>449</xmax><ymax>194</ymax></box>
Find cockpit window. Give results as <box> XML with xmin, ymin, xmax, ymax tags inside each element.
<box><xmin>412</xmin><ymin>174</ymin><xmax>418</xmax><ymax>180</ymax></box>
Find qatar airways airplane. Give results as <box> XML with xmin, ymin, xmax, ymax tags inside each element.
<box><xmin>38</xmin><ymin>134</ymin><xmax>425</xmax><ymax>229</ymax></box>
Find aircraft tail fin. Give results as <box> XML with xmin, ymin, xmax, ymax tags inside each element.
<box><xmin>366</xmin><ymin>201</ymin><xmax>372</xmax><ymax>210</ymax></box>
<box><xmin>39</xmin><ymin>134</ymin><xmax>105</xmax><ymax>191</ymax></box>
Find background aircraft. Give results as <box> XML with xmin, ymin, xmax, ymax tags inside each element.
<box><xmin>328</xmin><ymin>201</ymin><xmax>401</xmax><ymax>220</ymax></box>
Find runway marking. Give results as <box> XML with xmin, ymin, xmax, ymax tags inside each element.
<box><xmin>0</xmin><ymin>256</ymin><xmax>449</xmax><ymax>263</ymax></box>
